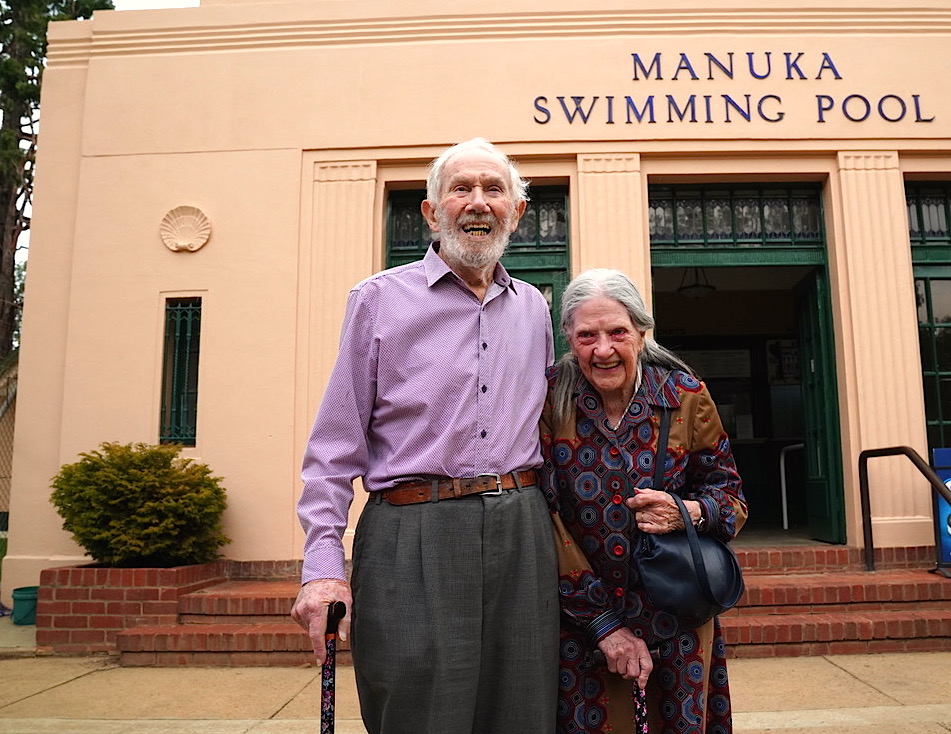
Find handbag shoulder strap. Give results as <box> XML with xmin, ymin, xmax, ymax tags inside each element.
<box><xmin>652</xmin><ymin>407</ymin><xmax>672</xmax><ymax>491</ymax></box>
<box><xmin>668</xmin><ymin>493</ymin><xmax>743</xmax><ymax>608</ymax></box>
<box><xmin>652</xmin><ymin>406</ymin><xmax>739</xmax><ymax>608</ymax></box>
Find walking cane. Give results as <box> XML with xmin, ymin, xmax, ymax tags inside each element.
<box><xmin>320</xmin><ymin>601</ymin><xmax>347</xmax><ymax>734</ymax></box>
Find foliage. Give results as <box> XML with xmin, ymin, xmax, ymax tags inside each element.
<box><xmin>50</xmin><ymin>442</ymin><xmax>230</xmax><ymax>567</ymax></box>
<box><xmin>0</xmin><ymin>0</ymin><xmax>114</xmax><ymax>359</ymax></box>
<box><xmin>12</xmin><ymin>259</ymin><xmax>23</xmax><ymax>348</ymax></box>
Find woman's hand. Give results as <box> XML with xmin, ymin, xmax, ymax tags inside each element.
<box><xmin>627</xmin><ymin>489</ymin><xmax>701</xmax><ymax>534</ymax></box>
<box><xmin>597</xmin><ymin>627</ymin><xmax>653</xmax><ymax>688</ymax></box>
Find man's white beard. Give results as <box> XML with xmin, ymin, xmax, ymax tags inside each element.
<box><xmin>436</xmin><ymin>210</ymin><xmax>511</xmax><ymax>270</ymax></box>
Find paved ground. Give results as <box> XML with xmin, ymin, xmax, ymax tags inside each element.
<box><xmin>2</xmin><ymin>614</ymin><xmax>951</xmax><ymax>733</ymax></box>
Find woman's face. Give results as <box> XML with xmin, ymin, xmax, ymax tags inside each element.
<box><xmin>568</xmin><ymin>295</ymin><xmax>646</xmax><ymax>402</ymax></box>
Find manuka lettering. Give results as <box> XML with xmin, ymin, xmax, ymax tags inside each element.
<box><xmin>630</xmin><ymin>51</ymin><xmax>843</xmax><ymax>81</ymax></box>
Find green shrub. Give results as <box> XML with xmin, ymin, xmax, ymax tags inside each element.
<box><xmin>50</xmin><ymin>442</ymin><xmax>229</xmax><ymax>567</ymax></box>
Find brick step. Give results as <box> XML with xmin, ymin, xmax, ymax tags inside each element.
<box><xmin>117</xmin><ymin>621</ymin><xmax>350</xmax><ymax>667</ymax></box>
<box><xmin>720</xmin><ymin>608</ymin><xmax>951</xmax><ymax>658</ymax></box>
<box><xmin>730</xmin><ymin>568</ymin><xmax>951</xmax><ymax>614</ymax></box>
<box><xmin>111</xmin><ymin>546</ymin><xmax>951</xmax><ymax>665</ymax></box>
<box><xmin>123</xmin><ymin>650</ymin><xmax>321</xmax><ymax>666</ymax></box>
<box><xmin>178</xmin><ymin>580</ymin><xmax>300</xmax><ymax>617</ymax></box>
<box><xmin>178</xmin><ymin>580</ymin><xmax>299</xmax><ymax>617</ymax></box>
<box><xmin>179</xmin><ymin>613</ymin><xmax>293</xmax><ymax>624</ymax></box>
<box><xmin>734</xmin><ymin>544</ymin><xmax>935</xmax><ymax>574</ymax></box>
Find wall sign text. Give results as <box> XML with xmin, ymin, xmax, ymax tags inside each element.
<box><xmin>532</xmin><ymin>52</ymin><xmax>935</xmax><ymax>125</ymax></box>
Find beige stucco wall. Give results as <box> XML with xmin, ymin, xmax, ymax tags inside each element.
<box><xmin>4</xmin><ymin>0</ymin><xmax>951</xmax><ymax>601</ymax></box>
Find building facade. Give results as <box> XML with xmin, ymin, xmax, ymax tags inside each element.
<box><xmin>4</xmin><ymin>0</ymin><xmax>951</xmax><ymax>601</ymax></box>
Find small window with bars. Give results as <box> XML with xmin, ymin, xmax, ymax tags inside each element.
<box><xmin>649</xmin><ymin>185</ymin><xmax>824</xmax><ymax>248</ymax></box>
<box><xmin>160</xmin><ymin>297</ymin><xmax>201</xmax><ymax>446</ymax></box>
<box><xmin>908</xmin><ymin>184</ymin><xmax>951</xmax><ymax>264</ymax></box>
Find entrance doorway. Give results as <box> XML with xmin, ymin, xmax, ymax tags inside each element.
<box><xmin>647</xmin><ymin>183</ymin><xmax>845</xmax><ymax>544</ymax></box>
<box><xmin>651</xmin><ymin>264</ymin><xmax>845</xmax><ymax>543</ymax></box>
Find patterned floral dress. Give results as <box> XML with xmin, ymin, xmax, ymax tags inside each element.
<box><xmin>541</xmin><ymin>363</ymin><xmax>748</xmax><ymax>734</ymax></box>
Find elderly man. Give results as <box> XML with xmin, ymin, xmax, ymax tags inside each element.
<box><xmin>292</xmin><ymin>138</ymin><xmax>558</xmax><ymax>734</ymax></box>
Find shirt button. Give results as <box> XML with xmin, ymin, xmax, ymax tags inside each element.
<box><xmin>480</xmin><ymin>430</ymin><xmax>487</xmax><ymax>438</ymax></box>
<box><xmin>481</xmin><ymin>385</ymin><xmax>487</xmax><ymax>393</ymax></box>
<box><xmin>609</xmin><ymin>446</ymin><xmax>620</xmax><ymax>456</ymax></box>
<box><xmin>612</xmin><ymin>494</ymin><xmax>623</xmax><ymax>505</ymax></box>
<box><xmin>482</xmin><ymin>342</ymin><xmax>488</xmax><ymax>350</ymax></box>
<box><xmin>612</xmin><ymin>544</ymin><xmax>624</xmax><ymax>556</ymax></box>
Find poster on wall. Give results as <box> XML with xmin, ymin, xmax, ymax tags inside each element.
<box><xmin>929</xmin><ymin>448</ymin><xmax>951</xmax><ymax>575</ymax></box>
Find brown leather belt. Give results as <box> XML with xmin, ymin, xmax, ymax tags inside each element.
<box><xmin>380</xmin><ymin>469</ymin><xmax>538</xmax><ymax>506</ymax></box>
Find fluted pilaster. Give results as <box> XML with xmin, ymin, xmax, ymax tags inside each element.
<box><xmin>301</xmin><ymin>160</ymin><xmax>377</xmax><ymax>410</ymax></box>
<box><xmin>835</xmin><ymin>151</ymin><xmax>931</xmax><ymax>541</ymax></box>
<box><xmin>575</xmin><ymin>154</ymin><xmax>649</xmax><ymax>287</ymax></box>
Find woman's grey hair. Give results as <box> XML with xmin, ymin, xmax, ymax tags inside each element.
<box><xmin>426</xmin><ymin>138</ymin><xmax>529</xmax><ymax>205</ymax></box>
<box><xmin>552</xmin><ymin>268</ymin><xmax>693</xmax><ymax>428</ymax></box>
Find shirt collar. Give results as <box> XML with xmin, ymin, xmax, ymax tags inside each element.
<box><xmin>424</xmin><ymin>243</ymin><xmax>517</xmax><ymax>293</ymax></box>
<box><xmin>573</xmin><ymin>362</ymin><xmax>684</xmax><ymax>425</ymax></box>
<box><xmin>639</xmin><ymin>364</ymin><xmax>683</xmax><ymax>408</ymax></box>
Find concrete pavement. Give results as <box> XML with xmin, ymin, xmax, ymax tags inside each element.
<box><xmin>3</xmin><ymin>614</ymin><xmax>951</xmax><ymax>733</ymax></box>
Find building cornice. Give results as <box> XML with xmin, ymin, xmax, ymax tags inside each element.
<box><xmin>46</xmin><ymin>6</ymin><xmax>951</xmax><ymax>67</ymax></box>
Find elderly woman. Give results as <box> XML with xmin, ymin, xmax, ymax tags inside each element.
<box><xmin>541</xmin><ymin>269</ymin><xmax>747</xmax><ymax>734</ymax></box>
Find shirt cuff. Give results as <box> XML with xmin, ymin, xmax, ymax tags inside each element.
<box><xmin>301</xmin><ymin>544</ymin><xmax>347</xmax><ymax>584</ymax></box>
<box><xmin>585</xmin><ymin>609</ymin><xmax>626</xmax><ymax>643</ymax></box>
<box><xmin>698</xmin><ymin>497</ymin><xmax>719</xmax><ymax>535</ymax></box>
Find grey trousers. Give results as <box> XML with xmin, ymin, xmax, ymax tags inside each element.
<box><xmin>350</xmin><ymin>485</ymin><xmax>559</xmax><ymax>734</ymax></box>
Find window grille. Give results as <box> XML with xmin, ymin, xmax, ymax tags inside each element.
<box><xmin>160</xmin><ymin>297</ymin><xmax>201</xmax><ymax>446</ymax></box>
<box><xmin>649</xmin><ymin>185</ymin><xmax>824</xmax><ymax>266</ymax></box>
<box><xmin>908</xmin><ymin>184</ymin><xmax>951</xmax><ymax>263</ymax></box>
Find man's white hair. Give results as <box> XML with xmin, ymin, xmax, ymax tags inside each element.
<box><xmin>425</xmin><ymin>138</ymin><xmax>529</xmax><ymax>204</ymax></box>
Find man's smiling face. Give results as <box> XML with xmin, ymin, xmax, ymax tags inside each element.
<box><xmin>422</xmin><ymin>149</ymin><xmax>526</xmax><ymax>270</ymax></box>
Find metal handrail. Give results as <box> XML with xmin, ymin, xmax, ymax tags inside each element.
<box><xmin>857</xmin><ymin>445</ymin><xmax>951</xmax><ymax>572</ymax></box>
<box><xmin>779</xmin><ymin>443</ymin><xmax>804</xmax><ymax>530</ymax></box>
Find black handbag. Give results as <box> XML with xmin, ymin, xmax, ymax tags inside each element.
<box><xmin>632</xmin><ymin>407</ymin><xmax>745</xmax><ymax>627</ymax></box>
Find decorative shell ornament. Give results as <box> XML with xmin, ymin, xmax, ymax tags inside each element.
<box><xmin>160</xmin><ymin>206</ymin><xmax>212</xmax><ymax>252</ymax></box>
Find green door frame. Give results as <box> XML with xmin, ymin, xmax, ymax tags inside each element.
<box><xmin>795</xmin><ymin>270</ymin><xmax>846</xmax><ymax>543</ymax></box>
<box><xmin>914</xmin><ymin>267</ymin><xmax>951</xmax><ymax>452</ymax></box>
<box><xmin>908</xmin><ymin>184</ymin><xmax>951</xmax><ymax>454</ymax></box>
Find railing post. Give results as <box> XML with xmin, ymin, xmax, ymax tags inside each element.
<box><xmin>857</xmin><ymin>445</ymin><xmax>951</xmax><ymax>574</ymax></box>
<box><xmin>779</xmin><ymin>443</ymin><xmax>805</xmax><ymax>531</ymax></box>
<box><xmin>858</xmin><ymin>452</ymin><xmax>875</xmax><ymax>571</ymax></box>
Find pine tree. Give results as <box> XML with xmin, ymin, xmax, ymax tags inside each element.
<box><xmin>0</xmin><ymin>0</ymin><xmax>113</xmax><ymax>358</ymax></box>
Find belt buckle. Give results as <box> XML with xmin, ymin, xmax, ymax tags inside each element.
<box><xmin>477</xmin><ymin>473</ymin><xmax>504</xmax><ymax>495</ymax></box>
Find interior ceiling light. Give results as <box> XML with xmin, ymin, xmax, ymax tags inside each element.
<box><xmin>677</xmin><ymin>267</ymin><xmax>717</xmax><ymax>299</ymax></box>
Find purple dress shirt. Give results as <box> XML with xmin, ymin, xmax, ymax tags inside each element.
<box><xmin>298</xmin><ymin>245</ymin><xmax>555</xmax><ymax>582</ymax></box>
